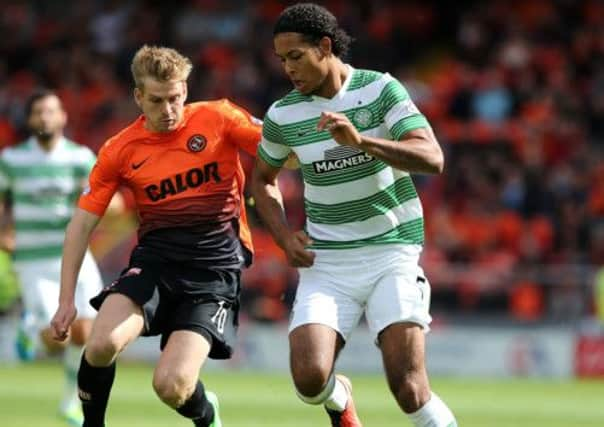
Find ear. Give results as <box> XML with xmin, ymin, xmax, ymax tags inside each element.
<box><xmin>318</xmin><ymin>36</ymin><xmax>333</xmax><ymax>58</ymax></box>
<box><xmin>133</xmin><ymin>87</ymin><xmax>143</xmax><ymax>109</ymax></box>
<box><xmin>182</xmin><ymin>81</ymin><xmax>188</xmax><ymax>103</ymax></box>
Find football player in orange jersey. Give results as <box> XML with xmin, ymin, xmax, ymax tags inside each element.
<box><xmin>50</xmin><ymin>45</ymin><xmax>262</xmax><ymax>427</ymax></box>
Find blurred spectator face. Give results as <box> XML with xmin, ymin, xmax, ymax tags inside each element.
<box><xmin>273</xmin><ymin>32</ymin><xmax>330</xmax><ymax>95</ymax></box>
<box><xmin>27</xmin><ymin>95</ymin><xmax>67</xmax><ymax>141</ymax></box>
<box><xmin>134</xmin><ymin>78</ymin><xmax>187</xmax><ymax>132</ymax></box>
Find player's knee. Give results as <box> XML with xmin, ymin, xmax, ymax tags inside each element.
<box><xmin>84</xmin><ymin>333</ymin><xmax>122</xmax><ymax>366</ymax></box>
<box><xmin>391</xmin><ymin>374</ymin><xmax>431</xmax><ymax>413</ymax></box>
<box><xmin>291</xmin><ymin>359</ymin><xmax>333</xmax><ymax>400</ymax></box>
<box><xmin>152</xmin><ymin>370</ymin><xmax>193</xmax><ymax>408</ymax></box>
<box><xmin>294</xmin><ymin>372</ymin><xmax>335</xmax><ymax>405</ymax></box>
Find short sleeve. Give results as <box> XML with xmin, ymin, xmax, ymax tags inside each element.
<box><xmin>257</xmin><ymin>108</ymin><xmax>291</xmax><ymax>168</ymax></box>
<box><xmin>0</xmin><ymin>156</ymin><xmax>11</xmax><ymax>195</ymax></box>
<box><xmin>77</xmin><ymin>142</ymin><xmax>120</xmax><ymax>216</ymax></box>
<box><xmin>381</xmin><ymin>75</ymin><xmax>431</xmax><ymax>140</ymax></box>
<box><xmin>223</xmin><ymin>100</ymin><xmax>263</xmax><ymax>156</ymax></box>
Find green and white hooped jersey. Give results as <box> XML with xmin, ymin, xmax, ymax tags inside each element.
<box><xmin>0</xmin><ymin>138</ymin><xmax>96</xmax><ymax>261</ymax></box>
<box><xmin>258</xmin><ymin>66</ymin><xmax>430</xmax><ymax>250</ymax></box>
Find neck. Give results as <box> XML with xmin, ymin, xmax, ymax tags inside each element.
<box><xmin>314</xmin><ymin>59</ymin><xmax>348</xmax><ymax>99</ymax></box>
<box><xmin>36</xmin><ymin>134</ymin><xmax>61</xmax><ymax>152</ymax></box>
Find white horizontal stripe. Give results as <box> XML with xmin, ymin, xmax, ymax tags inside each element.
<box><xmin>13</xmin><ymin>204</ymin><xmax>73</xmax><ymax>221</ymax></box>
<box><xmin>13</xmin><ymin>177</ymin><xmax>79</xmax><ymax>194</ymax></box>
<box><xmin>306</xmin><ymin>198</ymin><xmax>423</xmax><ymax>242</ymax></box>
<box><xmin>384</xmin><ymin>99</ymin><xmax>423</xmax><ymax>131</ymax></box>
<box><xmin>16</xmin><ymin>230</ymin><xmax>65</xmax><ymax>248</ymax></box>
<box><xmin>260</xmin><ymin>137</ymin><xmax>291</xmax><ymax>159</ymax></box>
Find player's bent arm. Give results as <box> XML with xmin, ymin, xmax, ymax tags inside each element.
<box><xmin>250</xmin><ymin>158</ymin><xmax>292</xmax><ymax>249</ymax></box>
<box><xmin>360</xmin><ymin>127</ymin><xmax>444</xmax><ymax>174</ymax></box>
<box><xmin>59</xmin><ymin>208</ymin><xmax>101</xmax><ymax>306</ymax></box>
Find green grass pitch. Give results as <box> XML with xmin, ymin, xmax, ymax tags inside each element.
<box><xmin>0</xmin><ymin>361</ymin><xmax>602</xmax><ymax>426</ymax></box>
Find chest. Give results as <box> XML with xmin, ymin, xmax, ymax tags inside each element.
<box><xmin>121</xmin><ymin>131</ymin><xmax>237</xmax><ymax>201</ymax></box>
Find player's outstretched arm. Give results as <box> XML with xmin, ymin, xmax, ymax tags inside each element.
<box><xmin>51</xmin><ymin>208</ymin><xmax>101</xmax><ymax>341</ymax></box>
<box><xmin>250</xmin><ymin>157</ymin><xmax>315</xmax><ymax>267</ymax></box>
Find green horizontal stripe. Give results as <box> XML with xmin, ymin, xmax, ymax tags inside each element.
<box><xmin>14</xmin><ymin>244</ymin><xmax>63</xmax><ymax>261</ymax></box>
<box><xmin>1</xmin><ymin>164</ymin><xmax>86</xmax><ymax>178</ymax></box>
<box><xmin>13</xmin><ymin>193</ymin><xmax>78</xmax><ymax>206</ymax></box>
<box><xmin>390</xmin><ymin>115</ymin><xmax>429</xmax><ymax>140</ymax></box>
<box><xmin>279</xmin><ymin>106</ymin><xmax>383</xmax><ymax>147</ymax></box>
<box><xmin>309</xmin><ymin>217</ymin><xmax>424</xmax><ymax>249</ymax></box>
<box><xmin>275</xmin><ymin>91</ymin><xmax>312</xmax><ymax>108</ymax></box>
<box><xmin>258</xmin><ymin>145</ymin><xmax>287</xmax><ymax>168</ymax></box>
<box><xmin>381</xmin><ymin>80</ymin><xmax>410</xmax><ymax>114</ymax></box>
<box><xmin>15</xmin><ymin>219</ymin><xmax>69</xmax><ymax>231</ymax></box>
<box><xmin>300</xmin><ymin>159</ymin><xmax>388</xmax><ymax>186</ymax></box>
<box><xmin>305</xmin><ymin>177</ymin><xmax>418</xmax><ymax>224</ymax></box>
<box><xmin>262</xmin><ymin>116</ymin><xmax>285</xmax><ymax>145</ymax></box>
<box><xmin>347</xmin><ymin>69</ymin><xmax>383</xmax><ymax>91</ymax></box>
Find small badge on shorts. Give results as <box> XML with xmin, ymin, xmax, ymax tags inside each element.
<box><xmin>187</xmin><ymin>134</ymin><xmax>207</xmax><ymax>152</ymax></box>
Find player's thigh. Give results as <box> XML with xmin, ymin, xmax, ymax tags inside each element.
<box><xmin>378</xmin><ymin>322</ymin><xmax>429</xmax><ymax>390</ymax></box>
<box><xmin>87</xmin><ymin>293</ymin><xmax>144</xmax><ymax>356</ymax></box>
<box><xmin>154</xmin><ymin>330</ymin><xmax>211</xmax><ymax>392</ymax></box>
<box><xmin>365</xmin><ymin>263</ymin><xmax>432</xmax><ymax>340</ymax></box>
<box><xmin>289</xmin><ymin>266</ymin><xmax>365</xmax><ymax>342</ymax></box>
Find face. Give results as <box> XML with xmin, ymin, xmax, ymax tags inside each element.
<box><xmin>134</xmin><ymin>78</ymin><xmax>187</xmax><ymax>132</ymax></box>
<box><xmin>28</xmin><ymin>95</ymin><xmax>67</xmax><ymax>141</ymax></box>
<box><xmin>274</xmin><ymin>32</ymin><xmax>330</xmax><ymax>95</ymax></box>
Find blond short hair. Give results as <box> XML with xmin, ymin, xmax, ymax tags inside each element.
<box><xmin>130</xmin><ymin>45</ymin><xmax>193</xmax><ymax>89</ymax></box>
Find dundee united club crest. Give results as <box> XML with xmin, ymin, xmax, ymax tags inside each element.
<box><xmin>187</xmin><ymin>134</ymin><xmax>207</xmax><ymax>152</ymax></box>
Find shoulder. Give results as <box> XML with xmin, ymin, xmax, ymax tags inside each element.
<box><xmin>0</xmin><ymin>140</ymin><xmax>33</xmax><ymax>163</ymax></box>
<box><xmin>96</xmin><ymin>124</ymin><xmax>137</xmax><ymax>165</ymax></box>
<box><xmin>347</xmin><ymin>68</ymin><xmax>386</xmax><ymax>91</ymax></box>
<box><xmin>63</xmin><ymin>138</ymin><xmax>95</xmax><ymax>158</ymax></box>
<box><xmin>98</xmin><ymin>117</ymin><xmax>143</xmax><ymax>157</ymax></box>
<box><xmin>273</xmin><ymin>90</ymin><xmax>312</xmax><ymax>109</ymax></box>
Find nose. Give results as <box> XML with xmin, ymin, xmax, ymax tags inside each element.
<box><xmin>160</xmin><ymin>101</ymin><xmax>171</xmax><ymax>115</ymax></box>
<box><xmin>284</xmin><ymin>60</ymin><xmax>296</xmax><ymax>78</ymax></box>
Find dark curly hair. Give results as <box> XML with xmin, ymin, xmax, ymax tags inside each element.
<box><xmin>273</xmin><ymin>3</ymin><xmax>352</xmax><ymax>58</ymax></box>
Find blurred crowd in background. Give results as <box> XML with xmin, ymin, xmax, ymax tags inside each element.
<box><xmin>1</xmin><ymin>0</ymin><xmax>603</xmax><ymax>324</ymax></box>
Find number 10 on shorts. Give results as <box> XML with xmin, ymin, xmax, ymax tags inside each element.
<box><xmin>210</xmin><ymin>301</ymin><xmax>228</xmax><ymax>334</ymax></box>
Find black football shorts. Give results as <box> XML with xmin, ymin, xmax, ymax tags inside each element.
<box><xmin>90</xmin><ymin>247</ymin><xmax>240</xmax><ymax>359</ymax></box>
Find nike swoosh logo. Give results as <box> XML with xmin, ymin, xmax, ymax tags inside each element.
<box><xmin>297</xmin><ymin>128</ymin><xmax>312</xmax><ymax>137</ymax></box>
<box><xmin>132</xmin><ymin>157</ymin><xmax>150</xmax><ymax>170</ymax></box>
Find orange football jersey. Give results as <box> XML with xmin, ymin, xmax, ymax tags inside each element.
<box><xmin>79</xmin><ymin>99</ymin><xmax>261</xmax><ymax>268</ymax></box>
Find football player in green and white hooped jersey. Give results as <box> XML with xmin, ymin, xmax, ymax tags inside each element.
<box><xmin>0</xmin><ymin>90</ymin><xmax>105</xmax><ymax>426</ymax></box>
<box><xmin>251</xmin><ymin>4</ymin><xmax>457</xmax><ymax>427</ymax></box>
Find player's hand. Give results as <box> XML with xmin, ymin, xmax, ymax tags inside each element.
<box><xmin>50</xmin><ymin>302</ymin><xmax>77</xmax><ymax>341</ymax></box>
<box><xmin>317</xmin><ymin>111</ymin><xmax>362</xmax><ymax>148</ymax></box>
<box><xmin>283</xmin><ymin>230</ymin><xmax>316</xmax><ymax>267</ymax></box>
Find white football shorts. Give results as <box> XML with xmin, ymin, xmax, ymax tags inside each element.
<box><xmin>289</xmin><ymin>244</ymin><xmax>432</xmax><ymax>341</ymax></box>
<box><xmin>14</xmin><ymin>250</ymin><xmax>103</xmax><ymax>330</ymax></box>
